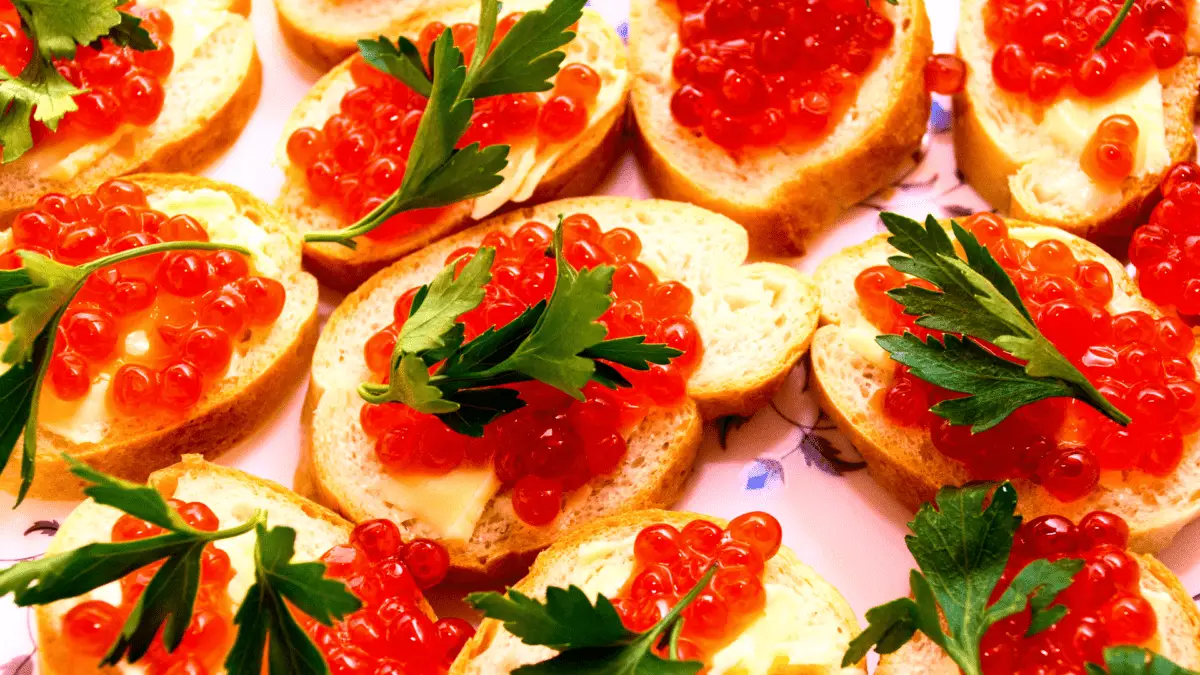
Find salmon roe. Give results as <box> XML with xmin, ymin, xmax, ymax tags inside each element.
<box><xmin>359</xmin><ymin>215</ymin><xmax>703</xmax><ymax>526</ymax></box>
<box><xmin>305</xmin><ymin>519</ymin><xmax>470</xmax><ymax>675</ymax></box>
<box><xmin>858</xmin><ymin>212</ymin><xmax>1198</xmax><ymax>501</ymax></box>
<box><xmin>1130</xmin><ymin>160</ymin><xmax>1200</xmax><ymax>314</ymax></box>
<box><xmin>63</xmin><ymin>500</ymin><xmax>235</xmax><ymax>674</ymax></box>
<box><xmin>286</xmin><ymin>14</ymin><xmax>600</xmax><ymax>241</ymax></box>
<box><xmin>0</xmin><ymin>180</ymin><xmax>287</xmax><ymax>414</ymax></box>
<box><xmin>1082</xmin><ymin>113</ymin><xmax>1138</xmax><ymax>184</ymax></box>
<box><xmin>610</xmin><ymin>513</ymin><xmax>782</xmax><ymax>663</ymax></box>
<box><xmin>982</xmin><ymin>511</ymin><xmax>1156</xmax><ymax>673</ymax></box>
<box><xmin>0</xmin><ymin>0</ymin><xmax>173</xmax><ymax>149</ymax></box>
<box><xmin>924</xmin><ymin>53</ymin><xmax>968</xmax><ymax>95</ymax></box>
<box><xmin>667</xmin><ymin>0</ymin><xmax>894</xmax><ymax>150</ymax></box>
<box><xmin>984</xmin><ymin>0</ymin><xmax>1189</xmax><ymax>103</ymax></box>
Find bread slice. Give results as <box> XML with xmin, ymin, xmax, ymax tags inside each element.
<box><xmin>448</xmin><ymin>508</ymin><xmax>867</xmax><ymax>674</ymax></box>
<box><xmin>875</xmin><ymin>552</ymin><xmax>1200</xmax><ymax>673</ymax></box>
<box><xmin>34</xmin><ymin>455</ymin><xmax>439</xmax><ymax>675</ymax></box>
<box><xmin>810</xmin><ymin>217</ymin><xmax>1200</xmax><ymax>553</ymax></box>
<box><xmin>275</xmin><ymin>0</ymin><xmax>630</xmax><ymax>292</ymax></box>
<box><xmin>0</xmin><ymin>0</ymin><xmax>261</xmax><ymax>218</ymax></box>
<box><xmin>628</xmin><ymin>0</ymin><xmax>933</xmax><ymax>254</ymax></box>
<box><xmin>954</xmin><ymin>0</ymin><xmax>1200</xmax><ymax>242</ymax></box>
<box><xmin>304</xmin><ymin>196</ymin><xmax>820</xmax><ymax>578</ymax></box>
<box><xmin>0</xmin><ymin>174</ymin><xmax>320</xmax><ymax>500</ymax></box>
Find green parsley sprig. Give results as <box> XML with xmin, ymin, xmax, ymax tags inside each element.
<box><xmin>873</xmin><ymin>212</ymin><xmax>1130</xmax><ymax>432</ymax></box>
<box><xmin>0</xmin><ymin>0</ymin><xmax>157</xmax><ymax>162</ymax></box>
<box><xmin>467</xmin><ymin>564</ymin><xmax>717</xmax><ymax>673</ymax></box>
<box><xmin>1088</xmin><ymin>646</ymin><xmax>1200</xmax><ymax>675</ymax></box>
<box><xmin>843</xmin><ymin>482</ymin><xmax>1083</xmax><ymax>675</ymax></box>
<box><xmin>0</xmin><ymin>458</ymin><xmax>361</xmax><ymax>673</ymax></box>
<box><xmin>0</xmin><ymin>241</ymin><xmax>251</xmax><ymax>504</ymax></box>
<box><xmin>359</xmin><ymin>219</ymin><xmax>682</xmax><ymax>436</ymax></box>
<box><xmin>304</xmin><ymin>0</ymin><xmax>587</xmax><ymax>248</ymax></box>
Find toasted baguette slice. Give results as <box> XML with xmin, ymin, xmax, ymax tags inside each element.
<box><xmin>35</xmin><ymin>455</ymin><xmax>438</xmax><ymax>675</ymax></box>
<box><xmin>810</xmin><ymin>217</ymin><xmax>1200</xmax><ymax>553</ymax></box>
<box><xmin>0</xmin><ymin>175</ymin><xmax>320</xmax><ymax>500</ymax></box>
<box><xmin>449</xmin><ymin>509</ymin><xmax>866</xmax><ymax>674</ymax></box>
<box><xmin>305</xmin><ymin>196</ymin><xmax>820</xmax><ymax>578</ymax></box>
<box><xmin>954</xmin><ymin>0</ymin><xmax>1200</xmax><ymax>241</ymax></box>
<box><xmin>0</xmin><ymin>0</ymin><xmax>261</xmax><ymax>218</ymax></box>
<box><xmin>628</xmin><ymin>0</ymin><xmax>933</xmax><ymax>254</ymax></box>
<box><xmin>275</xmin><ymin>0</ymin><xmax>438</xmax><ymax>69</ymax></box>
<box><xmin>875</xmin><ymin>553</ymin><xmax>1200</xmax><ymax>673</ymax></box>
<box><xmin>275</xmin><ymin>0</ymin><xmax>630</xmax><ymax>292</ymax></box>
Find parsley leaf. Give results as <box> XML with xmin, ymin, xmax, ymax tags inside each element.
<box><xmin>843</xmin><ymin>482</ymin><xmax>1083</xmax><ymax>675</ymax></box>
<box><xmin>876</xmin><ymin>212</ymin><xmax>1130</xmax><ymax>430</ymax></box>
<box><xmin>359</xmin><ymin>220</ymin><xmax>682</xmax><ymax>436</ymax></box>
<box><xmin>0</xmin><ymin>456</ymin><xmax>262</xmax><ymax>665</ymax></box>
<box><xmin>3</xmin><ymin>252</ymin><xmax>87</xmax><ymax>364</ymax></box>
<box><xmin>358</xmin><ymin>35</ymin><xmax>431</xmax><ymax>97</ymax></box>
<box><xmin>19</xmin><ymin>0</ymin><xmax>124</xmax><ymax>57</ymax></box>
<box><xmin>469</xmin><ymin>565</ymin><xmax>715</xmax><ymax>674</ymax></box>
<box><xmin>102</xmin><ymin>11</ymin><xmax>155</xmax><ymax>51</ymax></box>
<box><xmin>1087</xmin><ymin>646</ymin><xmax>1200</xmax><ymax>675</ymax></box>
<box><xmin>0</xmin><ymin>58</ymin><xmax>79</xmax><ymax>161</ymax></box>
<box><xmin>226</xmin><ymin>524</ymin><xmax>362</xmax><ymax>675</ymax></box>
<box><xmin>462</xmin><ymin>0</ymin><xmax>586</xmax><ymax>98</ymax></box>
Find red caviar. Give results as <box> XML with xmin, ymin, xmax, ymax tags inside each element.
<box><xmin>0</xmin><ymin>0</ymin><xmax>173</xmax><ymax>149</ymax></box>
<box><xmin>303</xmin><ymin>519</ymin><xmax>469</xmax><ymax>674</ymax></box>
<box><xmin>0</xmin><ymin>180</ymin><xmax>287</xmax><ymax>414</ymax></box>
<box><xmin>1082</xmin><ymin>114</ymin><xmax>1138</xmax><ymax>183</ymax></box>
<box><xmin>63</xmin><ymin>499</ymin><xmax>235</xmax><ymax>674</ymax></box>
<box><xmin>667</xmin><ymin>0</ymin><xmax>894</xmax><ymax>150</ymax></box>
<box><xmin>925</xmin><ymin>54</ymin><xmax>967</xmax><ymax>95</ymax></box>
<box><xmin>1129</xmin><ymin>160</ymin><xmax>1200</xmax><ymax>314</ymax></box>
<box><xmin>609</xmin><ymin>513</ymin><xmax>782</xmax><ymax>663</ymax></box>
<box><xmin>857</xmin><ymin>212</ymin><xmax>1198</xmax><ymax>501</ymax></box>
<box><xmin>285</xmin><ymin>14</ymin><xmax>600</xmax><ymax>241</ymax></box>
<box><xmin>982</xmin><ymin>511</ymin><xmax>1156</xmax><ymax>673</ymax></box>
<box><xmin>984</xmin><ymin>0</ymin><xmax>1189</xmax><ymax>102</ymax></box>
<box><xmin>359</xmin><ymin>215</ymin><xmax>704</xmax><ymax>526</ymax></box>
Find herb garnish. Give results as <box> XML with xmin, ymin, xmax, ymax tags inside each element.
<box><xmin>1088</xmin><ymin>646</ymin><xmax>1200</xmax><ymax>675</ymax></box>
<box><xmin>843</xmin><ymin>482</ymin><xmax>1082</xmax><ymax>675</ymax></box>
<box><xmin>303</xmin><ymin>0</ymin><xmax>587</xmax><ymax>248</ymax></box>
<box><xmin>873</xmin><ymin>212</ymin><xmax>1130</xmax><ymax>432</ymax></box>
<box><xmin>0</xmin><ymin>241</ymin><xmax>251</xmax><ymax>504</ymax></box>
<box><xmin>1094</xmin><ymin>0</ymin><xmax>1135</xmax><ymax>50</ymax></box>
<box><xmin>359</xmin><ymin>220</ymin><xmax>681</xmax><ymax>436</ymax></box>
<box><xmin>467</xmin><ymin>565</ymin><xmax>717</xmax><ymax>673</ymax></box>
<box><xmin>0</xmin><ymin>0</ymin><xmax>156</xmax><ymax>162</ymax></box>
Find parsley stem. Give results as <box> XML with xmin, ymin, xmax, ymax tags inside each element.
<box><xmin>642</xmin><ymin>565</ymin><xmax>717</xmax><ymax>650</ymax></box>
<box><xmin>1094</xmin><ymin>0</ymin><xmax>1134</xmax><ymax>49</ymax></box>
<box><xmin>80</xmin><ymin>241</ymin><xmax>253</xmax><ymax>273</ymax></box>
<box><xmin>668</xmin><ymin>617</ymin><xmax>684</xmax><ymax>660</ymax></box>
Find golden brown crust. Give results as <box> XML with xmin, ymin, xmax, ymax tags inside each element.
<box><xmin>0</xmin><ymin>176</ymin><xmax>320</xmax><ymax>500</ymax></box>
<box><xmin>629</xmin><ymin>0</ymin><xmax>932</xmax><ymax>254</ymax></box>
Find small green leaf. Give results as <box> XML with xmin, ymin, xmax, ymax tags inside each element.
<box><xmin>581</xmin><ymin>336</ymin><xmax>682</xmax><ymax>370</ymax></box>
<box><xmin>398</xmin><ymin>246</ymin><xmax>494</xmax><ymax>355</ymax></box>
<box><xmin>20</xmin><ymin>0</ymin><xmax>123</xmax><ymax>58</ymax></box>
<box><xmin>66</xmin><ymin>455</ymin><xmax>192</xmax><ymax>531</ymax></box>
<box><xmin>2</xmin><ymin>251</ymin><xmax>87</xmax><ymax>365</ymax></box>
<box><xmin>842</xmin><ymin>597</ymin><xmax>919</xmax><ymax>666</ymax></box>
<box><xmin>984</xmin><ymin>557</ymin><xmax>1082</xmax><ymax>634</ymax></box>
<box><xmin>463</xmin><ymin>0</ymin><xmax>587</xmax><ymax>98</ymax></box>
<box><xmin>468</xmin><ymin>585</ymin><xmax>633</xmax><ymax>650</ymax></box>
<box><xmin>357</xmin><ymin>35</ymin><xmax>431</xmax><ymax>96</ymax></box>
<box><xmin>103</xmin><ymin>11</ymin><xmax>156</xmax><ymax>51</ymax></box>
<box><xmin>435</xmin><ymin>387</ymin><xmax>526</xmax><ymax>437</ymax></box>
<box><xmin>1089</xmin><ymin>646</ymin><xmax>1200</xmax><ymax>675</ymax></box>
<box><xmin>101</xmin><ymin>541</ymin><xmax>206</xmax><ymax>664</ymax></box>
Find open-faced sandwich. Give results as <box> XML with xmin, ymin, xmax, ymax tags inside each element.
<box><xmin>452</xmin><ymin>509</ymin><xmax>866</xmax><ymax>674</ymax></box>
<box><xmin>955</xmin><ymin>0</ymin><xmax>1199</xmax><ymax>240</ymax></box>
<box><xmin>628</xmin><ymin>0</ymin><xmax>933</xmax><ymax>252</ymax></box>
<box><xmin>0</xmin><ymin>0</ymin><xmax>260</xmax><ymax>217</ymax></box>
<box><xmin>277</xmin><ymin>0</ymin><xmax>630</xmax><ymax>290</ymax></box>
<box><xmin>0</xmin><ymin>175</ymin><xmax>318</xmax><ymax>501</ymax></box>
<box><xmin>304</xmin><ymin>195</ymin><xmax>819</xmax><ymax>580</ymax></box>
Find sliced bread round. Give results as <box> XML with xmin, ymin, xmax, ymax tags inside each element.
<box><xmin>0</xmin><ymin>175</ymin><xmax>320</xmax><ymax>500</ymax></box>
<box><xmin>448</xmin><ymin>508</ymin><xmax>866</xmax><ymax>674</ymax></box>
<box><xmin>810</xmin><ymin>217</ymin><xmax>1200</xmax><ymax>553</ymax></box>
<box><xmin>304</xmin><ymin>196</ymin><xmax>820</xmax><ymax>578</ymax></box>
<box><xmin>628</xmin><ymin>0</ymin><xmax>933</xmax><ymax>253</ymax></box>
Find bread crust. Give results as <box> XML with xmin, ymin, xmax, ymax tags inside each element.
<box><xmin>628</xmin><ymin>0</ymin><xmax>933</xmax><ymax>254</ymax></box>
<box><xmin>0</xmin><ymin>6</ymin><xmax>261</xmax><ymax>218</ymax></box>
<box><xmin>810</xmin><ymin>217</ymin><xmax>1200</xmax><ymax>553</ymax></box>
<box><xmin>304</xmin><ymin>196</ymin><xmax>818</xmax><ymax>578</ymax></box>
<box><xmin>449</xmin><ymin>509</ymin><xmax>867</xmax><ymax>674</ymax></box>
<box><xmin>0</xmin><ymin>175</ymin><xmax>320</xmax><ymax>500</ymax></box>
<box><xmin>874</xmin><ymin>553</ymin><xmax>1200</xmax><ymax>673</ymax></box>
<box><xmin>954</xmin><ymin>0</ymin><xmax>1200</xmax><ymax>242</ymax></box>
<box><xmin>276</xmin><ymin>4</ymin><xmax>630</xmax><ymax>292</ymax></box>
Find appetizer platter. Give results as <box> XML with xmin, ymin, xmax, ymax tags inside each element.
<box><xmin>2</xmin><ymin>0</ymin><xmax>1200</xmax><ymax>673</ymax></box>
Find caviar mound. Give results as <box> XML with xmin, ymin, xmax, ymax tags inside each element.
<box><xmin>954</xmin><ymin>0</ymin><xmax>1200</xmax><ymax>241</ymax></box>
<box><xmin>875</xmin><ymin>510</ymin><xmax>1200</xmax><ymax>674</ymax></box>
<box><xmin>276</xmin><ymin>0</ymin><xmax>631</xmax><ymax>292</ymax></box>
<box><xmin>1129</xmin><ymin>159</ymin><xmax>1200</xmax><ymax>315</ymax></box>
<box><xmin>812</xmin><ymin>216</ymin><xmax>1200</xmax><ymax>553</ymax></box>
<box><xmin>629</xmin><ymin>0</ymin><xmax>932</xmax><ymax>253</ymax></box>
<box><xmin>0</xmin><ymin>0</ymin><xmax>261</xmax><ymax>217</ymax></box>
<box><xmin>306</xmin><ymin>196</ymin><xmax>819</xmax><ymax>578</ymax></box>
<box><xmin>448</xmin><ymin>509</ymin><xmax>866</xmax><ymax>674</ymax></box>
<box><xmin>0</xmin><ymin>176</ymin><xmax>319</xmax><ymax>501</ymax></box>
